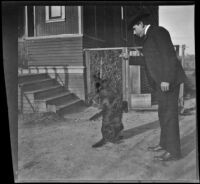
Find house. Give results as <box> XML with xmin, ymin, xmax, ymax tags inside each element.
<box><xmin>18</xmin><ymin>5</ymin><xmax>160</xmax><ymax>114</ymax></box>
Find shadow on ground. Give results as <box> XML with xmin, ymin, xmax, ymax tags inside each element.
<box><xmin>181</xmin><ymin>130</ymin><xmax>196</xmax><ymax>158</ymax></box>
<box><xmin>121</xmin><ymin>120</ymin><xmax>159</xmax><ymax>140</ymax></box>
<box><xmin>119</xmin><ymin>118</ymin><xmax>196</xmax><ymax>159</ymax></box>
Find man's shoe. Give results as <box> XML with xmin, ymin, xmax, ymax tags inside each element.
<box><xmin>147</xmin><ymin>145</ymin><xmax>164</xmax><ymax>152</ymax></box>
<box><xmin>92</xmin><ymin>139</ymin><xmax>107</xmax><ymax>148</ymax></box>
<box><xmin>154</xmin><ymin>151</ymin><xmax>181</xmax><ymax>161</ymax></box>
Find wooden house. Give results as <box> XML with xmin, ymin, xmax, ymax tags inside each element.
<box><xmin>18</xmin><ymin>5</ymin><xmax>160</xmax><ymax>114</ymax></box>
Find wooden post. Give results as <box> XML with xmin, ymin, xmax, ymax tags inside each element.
<box><xmin>25</xmin><ymin>6</ymin><xmax>28</xmax><ymax>37</ymax></box>
<box><xmin>100</xmin><ymin>57</ymin><xmax>103</xmax><ymax>78</ymax></box>
<box><xmin>33</xmin><ymin>6</ymin><xmax>36</xmax><ymax>36</ymax></box>
<box><xmin>78</xmin><ymin>6</ymin><xmax>82</xmax><ymax>35</ymax></box>
<box><xmin>85</xmin><ymin>50</ymin><xmax>91</xmax><ymax>95</ymax></box>
<box><xmin>122</xmin><ymin>48</ymin><xmax>126</xmax><ymax>102</ymax></box>
<box><xmin>129</xmin><ymin>65</ymin><xmax>141</xmax><ymax>94</ymax></box>
<box><xmin>125</xmin><ymin>48</ymin><xmax>130</xmax><ymax>108</ymax></box>
<box><xmin>179</xmin><ymin>44</ymin><xmax>185</xmax><ymax>113</ymax></box>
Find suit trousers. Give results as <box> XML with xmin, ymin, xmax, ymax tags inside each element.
<box><xmin>156</xmin><ymin>84</ymin><xmax>181</xmax><ymax>157</ymax></box>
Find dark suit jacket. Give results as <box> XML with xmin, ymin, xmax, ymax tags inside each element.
<box><xmin>130</xmin><ymin>25</ymin><xmax>187</xmax><ymax>90</ymax></box>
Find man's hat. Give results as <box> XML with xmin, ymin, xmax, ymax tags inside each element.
<box><xmin>128</xmin><ymin>11</ymin><xmax>150</xmax><ymax>30</ymax></box>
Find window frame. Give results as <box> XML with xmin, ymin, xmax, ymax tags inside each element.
<box><xmin>45</xmin><ymin>6</ymin><xmax>65</xmax><ymax>23</ymax></box>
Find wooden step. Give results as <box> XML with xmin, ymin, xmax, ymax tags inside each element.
<box><xmin>47</xmin><ymin>93</ymin><xmax>78</xmax><ymax>106</ymax></box>
<box><xmin>22</xmin><ymin>79</ymin><xmax>58</xmax><ymax>92</ymax></box>
<box><xmin>36</xmin><ymin>91</ymin><xmax>72</xmax><ymax>102</ymax></box>
<box><xmin>34</xmin><ymin>86</ymin><xmax>66</xmax><ymax>100</ymax></box>
<box><xmin>34</xmin><ymin>91</ymin><xmax>74</xmax><ymax>113</ymax></box>
<box><xmin>18</xmin><ymin>73</ymin><xmax>48</xmax><ymax>84</ymax></box>
<box><xmin>19</xmin><ymin>78</ymin><xmax>53</xmax><ymax>87</ymax></box>
<box><xmin>24</xmin><ymin>85</ymin><xmax>61</xmax><ymax>94</ymax></box>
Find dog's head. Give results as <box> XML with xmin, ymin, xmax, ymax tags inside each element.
<box><xmin>93</xmin><ymin>73</ymin><xmax>110</xmax><ymax>93</ymax></box>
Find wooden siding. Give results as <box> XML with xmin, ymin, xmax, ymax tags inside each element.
<box><xmin>35</xmin><ymin>6</ymin><xmax>79</xmax><ymax>36</ymax></box>
<box><xmin>26</xmin><ymin>36</ymin><xmax>83</xmax><ymax>66</ymax></box>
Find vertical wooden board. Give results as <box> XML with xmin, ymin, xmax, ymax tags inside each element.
<box><xmin>18</xmin><ymin>86</ymin><xmax>21</xmax><ymax>111</ymax></box>
<box><xmin>125</xmin><ymin>55</ymin><xmax>129</xmax><ymax>104</ymax></box>
<box><xmin>179</xmin><ymin>83</ymin><xmax>184</xmax><ymax>108</ymax></box>
<box><xmin>129</xmin><ymin>65</ymin><xmax>141</xmax><ymax>94</ymax></box>
<box><xmin>179</xmin><ymin>45</ymin><xmax>185</xmax><ymax>110</ymax></box>
<box><xmin>130</xmin><ymin>94</ymin><xmax>151</xmax><ymax>108</ymax></box>
<box><xmin>122</xmin><ymin>57</ymin><xmax>126</xmax><ymax>101</ymax></box>
<box><xmin>85</xmin><ymin>51</ymin><xmax>91</xmax><ymax>94</ymax></box>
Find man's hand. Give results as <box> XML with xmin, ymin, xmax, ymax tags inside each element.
<box><xmin>120</xmin><ymin>52</ymin><xmax>129</xmax><ymax>59</ymax></box>
<box><xmin>160</xmin><ymin>82</ymin><xmax>170</xmax><ymax>92</ymax></box>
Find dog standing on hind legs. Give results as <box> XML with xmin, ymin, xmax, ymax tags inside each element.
<box><xmin>88</xmin><ymin>76</ymin><xmax>124</xmax><ymax>148</ymax></box>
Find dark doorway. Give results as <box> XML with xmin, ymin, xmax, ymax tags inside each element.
<box><xmin>18</xmin><ymin>6</ymin><xmax>25</xmax><ymax>38</ymax></box>
<box><xmin>27</xmin><ymin>6</ymin><xmax>34</xmax><ymax>37</ymax></box>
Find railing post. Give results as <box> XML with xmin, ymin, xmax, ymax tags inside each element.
<box><xmin>179</xmin><ymin>44</ymin><xmax>185</xmax><ymax>113</ymax></box>
<box><xmin>121</xmin><ymin>47</ymin><xmax>129</xmax><ymax>109</ymax></box>
<box><xmin>85</xmin><ymin>50</ymin><xmax>91</xmax><ymax>100</ymax></box>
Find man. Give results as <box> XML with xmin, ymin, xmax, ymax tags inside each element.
<box><xmin>127</xmin><ymin>11</ymin><xmax>188</xmax><ymax>161</ymax></box>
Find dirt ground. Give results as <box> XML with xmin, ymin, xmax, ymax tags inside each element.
<box><xmin>17</xmin><ymin>94</ymin><xmax>198</xmax><ymax>182</ymax></box>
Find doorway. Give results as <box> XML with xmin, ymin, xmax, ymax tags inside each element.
<box><xmin>27</xmin><ymin>6</ymin><xmax>34</xmax><ymax>37</ymax></box>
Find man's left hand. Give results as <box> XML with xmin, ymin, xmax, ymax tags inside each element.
<box><xmin>160</xmin><ymin>82</ymin><xmax>170</xmax><ymax>92</ymax></box>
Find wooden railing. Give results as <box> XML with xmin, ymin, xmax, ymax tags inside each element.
<box><xmin>18</xmin><ymin>39</ymin><xmax>28</xmax><ymax>68</ymax></box>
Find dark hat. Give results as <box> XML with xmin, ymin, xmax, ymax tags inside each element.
<box><xmin>128</xmin><ymin>11</ymin><xmax>150</xmax><ymax>30</ymax></box>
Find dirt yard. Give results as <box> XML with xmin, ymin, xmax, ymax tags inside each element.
<box><xmin>17</xmin><ymin>94</ymin><xmax>198</xmax><ymax>182</ymax></box>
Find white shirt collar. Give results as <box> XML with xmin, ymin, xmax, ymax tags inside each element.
<box><xmin>144</xmin><ymin>24</ymin><xmax>151</xmax><ymax>35</ymax></box>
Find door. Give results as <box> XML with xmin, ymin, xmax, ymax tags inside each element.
<box><xmin>27</xmin><ymin>6</ymin><xmax>34</xmax><ymax>37</ymax></box>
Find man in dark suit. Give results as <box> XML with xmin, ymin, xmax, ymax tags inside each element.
<box><xmin>127</xmin><ymin>11</ymin><xmax>188</xmax><ymax>161</ymax></box>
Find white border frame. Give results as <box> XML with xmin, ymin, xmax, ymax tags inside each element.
<box><xmin>45</xmin><ymin>6</ymin><xmax>65</xmax><ymax>23</ymax></box>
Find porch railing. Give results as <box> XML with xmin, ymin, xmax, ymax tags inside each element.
<box><xmin>18</xmin><ymin>39</ymin><xmax>28</xmax><ymax>68</ymax></box>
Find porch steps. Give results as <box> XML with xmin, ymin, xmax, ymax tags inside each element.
<box><xmin>20</xmin><ymin>78</ymin><xmax>58</xmax><ymax>92</ymax></box>
<box><xmin>18</xmin><ymin>73</ymin><xmax>87</xmax><ymax>115</ymax></box>
<box><xmin>18</xmin><ymin>73</ymin><xmax>48</xmax><ymax>84</ymax></box>
<box><xmin>34</xmin><ymin>86</ymin><xmax>65</xmax><ymax>99</ymax></box>
<box><xmin>47</xmin><ymin>93</ymin><xmax>78</xmax><ymax>105</ymax></box>
<box><xmin>36</xmin><ymin>91</ymin><xmax>72</xmax><ymax>102</ymax></box>
<box><xmin>26</xmin><ymin>85</ymin><xmax>62</xmax><ymax>95</ymax></box>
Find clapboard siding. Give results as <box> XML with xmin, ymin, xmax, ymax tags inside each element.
<box><xmin>35</xmin><ymin>6</ymin><xmax>79</xmax><ymax>36</ymax></box>
<box><xmin>26</xmin><ymin>36</ymin><xmax>83</xmax><ymax>66</ymax></box>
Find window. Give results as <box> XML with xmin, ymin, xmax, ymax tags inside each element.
<box><xmin>45</xmin><ymin>6</ymin><xmax>65</xmax><ymax>23</ymax></box>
